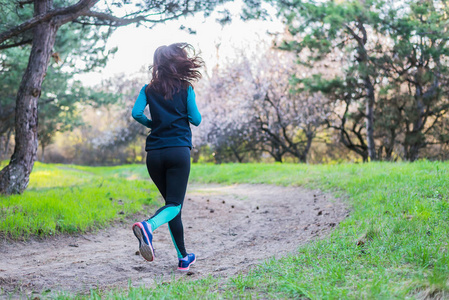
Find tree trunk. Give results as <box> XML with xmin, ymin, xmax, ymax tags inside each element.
<box><xmin>0</xmin><ymin>136</ymin><xmax>3</xmax><ymax>161</ymax></box>
<box><xmin>404</xmin><ymin>131</ymin><xmax>424</xmax><ymax>162</ymax></box>
<box><xmin>407</xmin><ymin>144</ymin><xmax>420</xmax><ymax>162</ymax></box>
<box><xmin>298</xmin><ymin>131</ymin><xmax>314</xmax><ymax>163</ymax></box>
<box><xmin>191</xmin><ymin>147</ymin><xmax>200</xmax><ymax>163</ymax></box>
<box><xmin>213</xmin><ymin>148</ymin><xmax>223</xmax><ymax>164</ymax></box>
<box><xmin>270</xmin><ymin>149</ymin><xmax>283</xmax><ymax>163</ymax></box>
<box><xmin>0</xmin><ymin>128</ymin><xmax>12</xmax><ymax>161</ymax></box>
<box><xmin>272</xmin><ymin>154</ymin><xmax>283</xmax><ymax>163</ymax></box>
<box><xmin>40</xmin><ymin>144</ymin><xmax>46</xmax><ymax>163</ymax></box>
<box><xmin>0</xmin><ymin>136</ymin><xmax>4</xmax><ymax>161</ymax></box>
<box><xmin>0</xmin><ymin>0</ymin><xmax>58</xmax><ymax>195</ymax></box>
<box><xmin>403</xmin><ymin>83</ymin><xmax>427</xmax><ymax>162</ymax></box>
<box><xmin>365</xmin><ymin>78</ymin><xmax>376</xmax><ymax>161</ymax></box>
<box><xmin>5</xmin><ymin>129</ymin><xmax>12</xmax><ymax>159</ymax></box>
<box><xmin>269</xmin><ymin>142</ymin><xmax>283</xmax><ymax>163</ymax></box>
<box><xmin>384</xmin><ymin>127</ymin><xmax>396</xmax><ymax>161</ymax></box>
<box><xmin>230</xmin><ymin>145</ymin><xmax>243</xmax><ymax>163</ymax></box>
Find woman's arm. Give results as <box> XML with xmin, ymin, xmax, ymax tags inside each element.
<box><xmin>132</xmin><ymin>85</ymin><xmax>152</xmax><ymax>128</ymax></box>
<box><xmin>187</xmin><ymin>86</ymin><xmax>201</xmax><ymax>126</ymax></box>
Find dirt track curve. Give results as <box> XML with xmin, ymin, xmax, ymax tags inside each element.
<box><xmin>0</xmin><ymin>184</ymin><xmax>348</xmax><ymax>298</ymax></box>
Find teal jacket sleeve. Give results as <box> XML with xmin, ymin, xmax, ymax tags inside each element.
<box><xmin>132</xmin><ymin>85</ymin><xmax>152</xmax><ymax>128</ymax></box>
<box><xmin>187</xmin><ymin>86</ymin><xmax>201</xmax><ymax>126</ymax></box>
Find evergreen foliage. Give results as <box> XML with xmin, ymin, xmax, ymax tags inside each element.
<box><xmin>271</xmin><ymin>0</ymin><xmax>449</xmax><ymax>161</ymax></box>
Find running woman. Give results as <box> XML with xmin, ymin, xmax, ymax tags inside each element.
<box><xmin>131</xmin><ymin>43</ymin><xmax>203</xmax><ymax>271</ymax></box>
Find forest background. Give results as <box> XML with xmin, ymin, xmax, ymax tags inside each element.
<box><xmin>0</xmin><ymin>1</ymin><xmax>448</xmax><ymax>297</ymax></box>
<box><xmin>1</xmin><ymin>0</ymin><xmax>448</xmax><ymax>168</ymax></box>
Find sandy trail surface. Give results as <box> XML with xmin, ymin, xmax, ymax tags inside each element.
<box><xmin>0</xmin><ymin>184</ymin><xmax>348</xmax><ymax>298</ymax></box>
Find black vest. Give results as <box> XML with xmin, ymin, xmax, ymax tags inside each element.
<box><xmin>145</xmin><ymin>87</ymin><xmax>192</xmax><ymax>151</ymax></box>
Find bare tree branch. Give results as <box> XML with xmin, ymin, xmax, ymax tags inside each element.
<box><xmin>0</xmin><ymin>0</ymin><xmax>98</xmax><ymax>45</ymax></box>
<box><xmin>17</xmin><ymin>0</ymin><xmax>33</xmax><ymax>7</ymax></box>
<box><xmin>80</xmin><ymin>10</ymin><xmax>146</xmax><ymax>25</ymax></box>
<box><xmin>1</xmin><ymin>0</ymin><xmax>196</xmax><ymax>46</ymax></box>
<box><xmin>0</xmin><ymin>38</ymin><xmax>32</xmax><ymax>50</ymax></box>
<box><xmin>76</xmin><ymin>10</ymin><xmax>186</xmax><ymax>27</ymax></box>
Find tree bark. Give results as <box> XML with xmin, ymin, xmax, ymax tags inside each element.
<box><xmin>365</xmin><ymin>78</ymin><xmax>376</xmax><ymax>161</ymax></box>
<box><xmin>40</xmin><ymin>144</ymin><xmax>46</xmax><ymax>163</ymax></box>
<box><xmin>1</xmin><ymin>0</ymin><xmax>208</xmax><ymax>194</ymax></box>
<box><xmin>298</xmin><ymin>130</ymin><xmax>314</xmax><ymax>163</ymax></box>
<box><xmin>347</xmin><ymin>20</ymin><xmax>376</xmax><ymax>162</ymax></box>
<box><xmin>230</xmin><ymin>145</ymin><xmax>244</xmax><ymax>163</ymax></box>
<box><xmin>269</xmin><ymin>143</ymin><xmax>283</xmax><ymax>163</ymax></box>
<box><xmin>0</xmin><ymin>128</ymin><xmax>12</xmax><ymax>161</ymax></box>
<box><xmin>404</xmin><ymin>81</ymin><xmax>428</xmax><ymax>161</ymax></box>
<box><xmin>0</xmin><ymin>0</ymin><xmax>58</xmax><ymax>194</ymax></box>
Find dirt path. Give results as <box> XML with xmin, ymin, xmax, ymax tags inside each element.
<box><xmin>0</xmin><ymin>184</ymin><xmax>348</xmax><ymax>298</ymax></box>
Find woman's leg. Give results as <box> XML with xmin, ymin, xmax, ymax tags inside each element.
<box><xmin>146</xmin><ymin>148</ymin><xmax>166</xmax><ymax>200</ymax></box>
<box><xmin>132</xmin><ymin>149</ymin><xmax>166</xmax><ymax>262</ymax></box>
<box><xmin>146</xmin><ymin>147</ymin><xmax>191</xmax><ymax>257</ymax></box>
<box><xmin>168</xmin><ymin>213</ymin><xmax>186</xmax><ymax>258</ymax></box>
<box><xmin>145</xmin><ymin>149</ymin><xmax>181</xmax><ymax>233</ymax></box>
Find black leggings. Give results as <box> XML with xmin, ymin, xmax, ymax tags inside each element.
<box><xmin>146</xmin><ymin>146</ymin><xmax>190</xmax><ymax>258</ymax></box>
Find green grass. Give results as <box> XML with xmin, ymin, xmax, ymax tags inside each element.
<box><xmin>187</xmin><ymin>162</ymin><xmax>449</xmax><ymax>299</ymax></box>
<box><xmin>0</xmin><ymin>162</ymin><xmax>155</xmax><ymax>238</ymax></box>
<box><xmin>1</xmin><ymin>161</ymin><xmax>448</xmax><ymax>299</ymax></box>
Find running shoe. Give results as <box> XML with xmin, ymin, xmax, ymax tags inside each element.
<box><xmin>178</xmin><ymin>253</ymin><xmax>196</xmax><ymax>271</ymax></box>
<box><xmin>132</xmin><ymin>221</ymin><xmax>155</xmax><ymax>262</ymax></box>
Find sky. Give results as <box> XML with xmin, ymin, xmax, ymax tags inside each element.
<box><xmin>75</xmin><ymin>1</ymin><xmax>284</xmax><ymax>86</ymax></box>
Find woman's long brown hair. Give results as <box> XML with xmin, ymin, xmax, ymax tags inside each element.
<box><xmin>147</xmin><ymin>43</ymin><xmax>204</xmax><ymax>99</ymax></box>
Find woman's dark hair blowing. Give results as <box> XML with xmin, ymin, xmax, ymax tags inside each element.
<box><xmin>147</xmin><ymin>43</ymin><xmax>204</xmax><ymax>99</ymax></box>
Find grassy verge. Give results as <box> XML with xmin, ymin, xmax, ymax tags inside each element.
<box><xmin>0</xmin><ymin>162</ymin><xmax>154</xmax><ymax>238</ymax></box>
<box><xmin>95</xmin><ymin>161</ymin><xmax>448</xmax><ymax>299</ymax></box>
<box><xmin>1</xmin><ymin>161</ymin><xmax>448</xmax><ymax>299</ymax></box>
<box><xmin>188</xmin><ymin>162</ymin><xmax>449</xmax><ymax>299</ymax></box>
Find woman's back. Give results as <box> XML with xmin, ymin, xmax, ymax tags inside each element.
<box><xmin>145</xmin><ymin>87</ymin><xmax>191</xmax><ymax>151</ymax></box>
